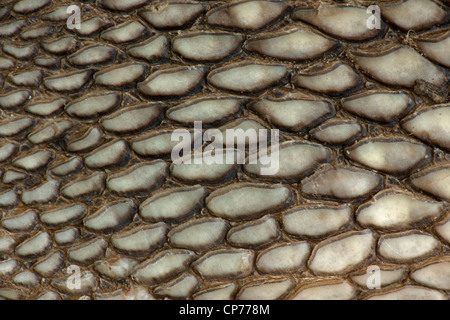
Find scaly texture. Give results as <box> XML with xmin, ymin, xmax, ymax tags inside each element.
<box><xmin>0</xmin><ymin>0</ymin><xmax>449</xmax><ymax>300</ymax></box>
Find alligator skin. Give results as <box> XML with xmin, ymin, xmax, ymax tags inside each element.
<box><xmin>0</xmin><ymin>0</ymin><xmax>449</xmax><ymax>300</ymax></box>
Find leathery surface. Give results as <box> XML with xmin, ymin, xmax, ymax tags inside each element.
<box><xmin>0</xmin><ymin>0</ymin><xmax>449</xmax><ymax>300</ymax></box>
